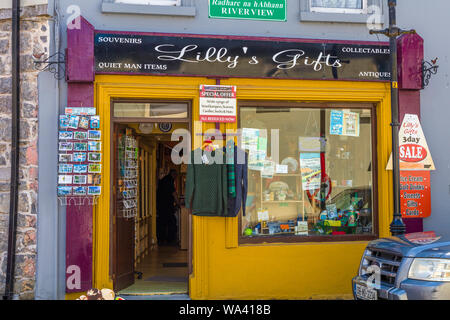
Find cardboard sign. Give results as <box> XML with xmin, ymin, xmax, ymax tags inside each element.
<box><xmin>400</xmin><ymin>171</ymin><xmax>431</xmax><ymax>218</ymax></box>
<box><xmin>405</xmin><ymin>231</ymin><xmax>441</xmax><ymax>245</ymax></box>
<box><xmin>387</xmin><ymin>114</ymin><xmax>435</xmax><ymax>170</ymax></box>
<box><xmin>199</xmin><ymin>85</ymin><xmax>237</xmax><ymax>123</ymax></box>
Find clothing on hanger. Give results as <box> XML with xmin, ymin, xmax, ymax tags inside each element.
<box><xmin>185</xmin><ymin>147</ymin><xmax>228</xmax><ymax>216</ymax></box>
<box><xmin>226</xmin><ymin>140</ymin><xmax>236</xmax><ymax>198</ymax></box>
<box><xmin>224</xmin><ymin>141</ymin><xmax>248</xmax><ymax>217</ymax></box>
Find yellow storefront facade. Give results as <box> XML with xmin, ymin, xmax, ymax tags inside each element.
<box><xmin>85</xmin><ymin>74</ymin><xmax>393</xmax><ymax>300</ymax></box>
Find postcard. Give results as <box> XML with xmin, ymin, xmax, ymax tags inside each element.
<box><xmin>93</xmin><ymin>174</ymin><xmax>101</xmax><ymax>185</ymax></box>
<box><xmin>73</xmin><ymin>186</ymin><xmax>87</xmax><ymax>196</ymax></box>
<box><xmin>59</xmin><ymin>115</ymin><xmax>69</xmax><ymax>129</ymax></box>
<box><xmin>59</xmin><ymin>142</ymin><xmax>73</xmax><ymax>151</ymax></box>
<box><xmin>59</xmin><ymin>153</ymin><xmax>72</xmax><ymax>162</ymax></box>
<box><xmin>74</xmin><ymin>131</ymin><xmax>87</xmax><ymax>140</ymax></box>
<box><xmin>57</xmin><ymin>186</ymin><xmax>72</xmax><ymax>196</ymax></box>
<box><xmin>88</xmin><ymin>174</ymin><xmax>101</xmax><ymax>185</ymax></box>
<box><xmin>73</xmin><ymin>164</ymin><xmax>88</xmax><ymax>173</ymax></box>
<box><xmin>79</xmin><ymin>116</ymin><xmax>90</xmax><ymax>130</ymax></box>
<box><xmin>73</xmin><ymin>175</ymin><xmax>87</xmax><ymax>184</ymax></box>
<box><xmin>73</xmin><ymin>142</ymin><xmax>87</xmax><ymax>151</ymax></box>
<box><xmin>59</xmin><ymin>131</ymin><xmax>73</xmax><ymax>140</ymax></box>
<box><xmin>88</xmin><ymin>141</ymin><xmax>101</xmax><ymax>152</ymax></box>
<box><xmin>88</xmin><ymin>130</ymin><xmax>101</xmax><ymax>140</ymax></box>
<box><xmin>59</xmin><ymin>164</ymin><xmax>73</xmax><ymax>174</ymax></box>
<box><xmin>88</xmin><ymin>152</ymin><xmax>101</xmax><ymax>162</ymax></box>
<box><xmin>68</xmin><ymin>115</ymin><xmax>80</xmax><ymax>129</ymax></box>
<box><xmin>90</xmin><ymin>116</ymin><xmax>100</xmax><ymax>129</ymax></box>
<box><xmin>58</xmin><ymin>175</ymin><xmax>72</xmax><ymax>184</ymax></box>
<box><xmin>88</xmin><ymin>164</ymin><xmax>101</xmax><ymax>173</ymax></box>
<box><xmin>88</xmin><ymin>186</ymin><xmax>101</xmax><ymax>195</ymax></box>
<box><xmin>73</xmin><ymin>152</ymin><xmax>87</xmax><ymax>162</ymax></box>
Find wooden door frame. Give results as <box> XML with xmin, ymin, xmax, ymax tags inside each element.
<box><xmin>110</xmin><ymin>99</ymin><xmax>193</xmax><ymax>292</ymax></box>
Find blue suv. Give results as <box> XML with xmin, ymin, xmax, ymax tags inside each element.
<box><xmin>352</xmin><ymin>233</ymin><xmax>450</xmax><ymax>300</ymax></box>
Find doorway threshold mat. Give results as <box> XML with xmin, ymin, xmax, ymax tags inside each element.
<box><xmin>118</xmin><ymin>280</ymin><xmax>188</xmax><ymax>295</ymax></box>
<box><xmin>145</xmin><ymin>276</ymin><xmax>188</xmax><ymax>282</ymax></box>
<box><xmin>162</xmin><ymin>262</ymin><xmax>188</xmax><ymax>268</ymax></box>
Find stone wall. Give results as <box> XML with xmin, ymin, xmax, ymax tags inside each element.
<box><xmin>0</xmin><ymin>4</ymin><xmax>49</xmax><ymax>300</ymax></box>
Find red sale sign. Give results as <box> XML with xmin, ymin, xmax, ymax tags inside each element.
<box><xmin>387</xmin><ymin>114</ymin><xmax>435</xmax><ymax>171</ymax></box>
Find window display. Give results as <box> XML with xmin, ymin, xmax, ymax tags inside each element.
<box><xmin>240</xmin><ymin>104</ymin><xmax>375</xmax><ymax>239</ymax></box>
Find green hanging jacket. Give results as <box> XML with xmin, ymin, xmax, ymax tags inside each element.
<box><xmin>185</xmin><ymin>148</ymin><xmax>228</xmax><ymax>216</ymax></box>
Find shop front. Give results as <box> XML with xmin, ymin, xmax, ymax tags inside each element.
<box><xmin>64</xmin><ymin>17</ymin><xmax>394</xmax><ymax>299</ymax></box>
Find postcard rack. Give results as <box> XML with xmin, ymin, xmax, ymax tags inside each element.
<box><xmin>57</xmin><ymin>195</ymin><xmax>99</xmax><ymax>206</ymax></box>
<box><xmin>57</xmin><ymin>108</ymin><xmax>102</xmax><ymax>204</ymax></box>
<box><xmin>118</xmin><ymin>131</ymin><xmax>139</xmax><ymax>219</ymax></box>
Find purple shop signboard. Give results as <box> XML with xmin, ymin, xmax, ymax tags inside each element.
<box><xmin>94</xmin><ymin>32</ymin><xmax>391</xmax><ymax>82</ymax></box>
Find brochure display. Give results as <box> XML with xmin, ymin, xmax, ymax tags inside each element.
<box><xmin>57</xmin><ymin>109</ymin><xmax>102</xmax><ymax>205</ymax></box>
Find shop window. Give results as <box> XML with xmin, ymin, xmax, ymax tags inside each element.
<box><xmin>103</xmin><ymin>0</ymin><xmax>195</xmax><ymax>16</ymax></box>
<box><xmin>310</xmin><ymin>0</ymin><xmax>367</xmax><ymax>14</ymax></box>
<box><xmin>114</xmin><ymin>102</ymin><xmax>188</xmax><ymax>119</ymax></box>
<box><xmin>240</xmin><ymin>103</ymin><xmax>377</xmax><ymax>242</ymax></box>
<box><xmin>115</xmin><ymin>0</ymin><xmax>181</xmax><ymax>5</ymax></box>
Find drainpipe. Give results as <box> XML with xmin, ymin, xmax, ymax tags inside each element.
<box><xmin>3</xmin><ymin>0</ymin><xmax>20</xmax><ymax>300</ymax></box>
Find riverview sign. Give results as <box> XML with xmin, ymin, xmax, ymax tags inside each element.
<box><xmin>94</xmin><ymin>32</ymin><xmax>391</xmax><ymax>81</ymax></box>
<box><xmin>208</xmin><ymin>0</ymin><xmax>287</xmax><ymax>22</ymax></box>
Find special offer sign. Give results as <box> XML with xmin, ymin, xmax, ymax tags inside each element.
<box><xmin>199</xmin><ymin>85</ymin><xmax>237</xmax><ymax>123</ymax></box>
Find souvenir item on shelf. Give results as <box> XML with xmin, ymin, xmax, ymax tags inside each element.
<box><xmin>74</xmin><ymin>142</ymin><xmax>87</xmax><ymax>151</ymax></box>
<box><xmin>73</xmin><ymin>175</ymin><xmax>87</xmax><ymax>184</ymax></box>
<box><xmin>57</xmin><ymin>186</ymin><xmax>72</xmax><ymax>196</ymax></box>
<box><xmin>88</xmin><ymin>141</ymin><xmax>101</xmax><ymax>151</ymax></box>
<box><xmin>281</xmin><ymin>157</ymin><xmax>298</xmax><ymax>173</ymax></box>
<box><xmin>90</xmin><ymin>116</ymin><xmax>100</xmax><ymax>129</ymax></box>
<box><xmin>79</xmin><ymin>116</ymin><xmax>90</xmax><ymax>129</ymax></box>
<box><xmin>88</xmin><ymin>130</ymin><xmax>101</xmax><ymax>140</ymax></box>
<box><xmin>73</xmin><ymin>164</ymin><xmax>88</xmax><ymax>174</ymax></box>
<box><xmin>59</xmin><ymin>131</ymin><xmax>73</xmax><ymax>140</ymax></box>
<box><xmin>59</xmin><ymin>115</ymin><xmax>70</xmax><ymax>129</ymax></box>
<box><xmin>59</xmin><ymin>142</ymin><xmax>73</xmax><ymax>151</ymax></box>
<box><xmin>68</xmin><ymin>115</ymin><xmax>80</xmax><ymax>129</ymax></box>
<box><xmin>58</xmin><ymin>175</ymin><xmax>72</xmax><ymax>184</ymax></box>
<box><xmin>59</xmin><ymin>154</ymin><xmax>72</xmax><ymax>162</ymax></box>
<box><xmin>319</xmin><ymin>211</ymin><xmax>328</xmax><ymax>221</ymax></box>
<box><xmin>73</xmin><ymin>152</ymin><xmax>87</xmax><ymax>162</ymax></box>
<box><xmin>88</xmin><ymin>186</ymin><xmax>101</xmax><ymax>195</ymax></box>
<box><xmin>268</xmin><ymin>181</ymin><xmax>289</xmax><ymax>192</ymax></box>
<box><xmin>59</xmin><ymin>164</ymin><xmax>73</xmax><ymax>174</ymax></box>
<box><xmin>88</xmin><ymin>152</ymin><xmax>102</xmax><ymax>162</ymax></box>
<box><xmin>244</xmin><ymin>228</ymin><xmax>253</xmax><ymax>236</ymax></box>
<box><xmin>88</xmin><ymin>163</ymin><xmax>102</xmax><ymax>173</ymax></box>
<box><xmin>277</xmin><ymin>190</ymin><xmax>287</xmax><ymax>201</ymax></box>
<box><xmin>74</xmin><ymin>131</ymin><xmax>87</xmax><ymax>140</ymax></box>
<box><xmin>73</xmin><ymin>186</ymin><xmax>87</xmax><ymax>196</ymax></box>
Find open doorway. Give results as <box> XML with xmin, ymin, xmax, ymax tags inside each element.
<box><xmin>111</xmin><ymin>101</ymin><xmax>191</xmax><ymax>296</ymax></box>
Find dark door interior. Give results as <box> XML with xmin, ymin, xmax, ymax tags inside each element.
<box><xmin>113</xmin><ymin>124</ymin><xmax>135</xmax><ymax>291</ymax></box>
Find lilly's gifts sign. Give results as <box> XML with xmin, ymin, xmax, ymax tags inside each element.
<box><xmin>199</xmin><ymin>85</ymin><xmax>237</xmax><ymax>123</ymax></box>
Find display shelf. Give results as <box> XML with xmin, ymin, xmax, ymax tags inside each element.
<box><xmin>268</xmin><ymin>173</ymin><xmax>302</xmax><ymax>177</ymax></box>
<box><xmin>262</xmin><ymin>200</ymin><xmax>304</xmax><ymax>203</ymax></box>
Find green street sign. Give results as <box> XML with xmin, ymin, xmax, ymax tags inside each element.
<box><xmin>209</xmin><ymin>0</ymin><xmax>287</xmax><ymax>22</ymax></box>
